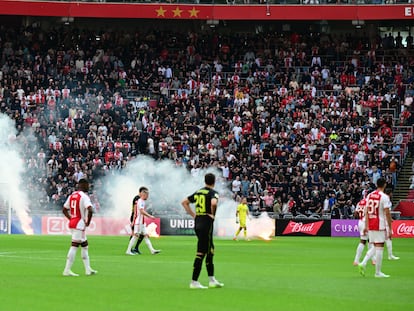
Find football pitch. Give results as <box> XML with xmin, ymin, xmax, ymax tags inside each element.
<box><xmin>0</xmin><ymin>235</ymin><xmax>412</xmax><ymax>311</ymax></box>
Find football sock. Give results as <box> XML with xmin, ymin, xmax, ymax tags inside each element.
<box><xmin>206</xmin><ymin>253</ymin><xmax>214</xmax><ymax>277</ymax></box>
<box><xmin>375</xmin><ymin>247</ymin><xmax>384</xmax><ymax>275</ymax></box>
<box><xmin>243</xmin><ymin>230</ymin><xmax>247</xmax><ymax>239</ymax></box>
<box><xmin>361</xmin><ymin>245</ymin><xmax>375</xmax><ymax>266</ymax></box>
<box><xmin>134</xmin><ymin>235</ymin><xmax>144</xmax><ymax>250</ymax></box>
<box><xmin>385</xmin><ymin>239</ymin><xmax>393</xmax><ymax>257</ymax></box>
<box><xmin>64</xmin><ymin>246</ymin><xmax>78</xmax><ymax>272</ymax></box>
<box><xmin>127</xmin><ymin>236</ymin><xmax>138</xmax><ymax>252</ymax></box>
<box><xmin>192</xmin><ymin>255</ymin><xmax>204</xmax><ymax>281</ymax></box>
<box><xmin>354</xmin><ymin>242</ymin><xmax>365</xmax><ymax>263</ymax></box>
<box><xmin>368</xmin><ymin>243</ymin><xmax>376</xmax><ymax>262</ymax></box>
<box><xmin>144</xmin><ymin>236</ymin><xmax>155</xmax><ymax>252</ymax></box>
<box><xmin>81</xmin><ymin>247</ymin><xmax>91</xmax><ymax>273</ymax></box>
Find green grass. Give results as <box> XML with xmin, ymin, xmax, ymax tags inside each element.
<box><xmin>0</xmin><ymin>235</ymin><xmax>413</xmax><ymax>311</ymax></box>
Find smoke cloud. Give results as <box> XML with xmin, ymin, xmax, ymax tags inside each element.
<box><xmin>0</xmin><ymin>114</ymin><xmax>33</xmax><ymax>234</ymax></box>
<box><xmin>98</xmin><ymin>155</ymin><xmax>274</xmax><ymax>239</ymax></box>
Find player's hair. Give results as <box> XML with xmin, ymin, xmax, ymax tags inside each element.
<box><xmin>205</xmin><ymin>173</ymin><xmax>216</xmax><ymax>186</ymax></box>
<box><xmin>376</xmin><ymin>177</ymin><xmax>387</xmax><ymax>189</ymax></box>
<box><xmin>78</xmin><ymin>178</ymin><xmax>89</xmax><ymax>192</ymax></box>
<box><xmin>139</xmin><ymin>186</ymin><xmax>149</xmax><ymax>194</ymax></box>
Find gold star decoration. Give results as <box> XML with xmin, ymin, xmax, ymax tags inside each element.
<box><xmin>156</xmin><ymin>6</ymin><xmax>167</xmax><ymax>17</ymax></box>
<box><xmin>188</xmin><ymin>7</ymin><xmax>200</xmax><ymax>18</ymax></box>
<box><xmin>172</xmin><ymin>6</ymin><xmax>183</xmax><ymax>17</ymax></box>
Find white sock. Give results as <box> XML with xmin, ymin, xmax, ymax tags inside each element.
<box><xmin>64</xmin><ymin>246</ymin><xmax>78</xmax><ymax>272</ymax></box>
<box><xmin>361</xmin><ymin>245</ymin><xmax>375</xmax><ymax>266</ymax></box>
<box><xmin>375</xmin><ymin>247</ymin><xmax>384</xmax><ymax>275</ymax></box>
<box><xmin>368</xmin><ymin>243</ymin><xmax>376</xmax><ymax>263</ymax></box>
<box><xmin>127</xmin><ymin>236</ymin><xmax>138</xmax><ymax>252</ymax></box>
<box><xmin>354</xmin><ymin>243</ymin><xmax>365</xmax><ymax>263</ymax></box>
<box><xmin>144</xmin><ymin>236</ymin><xmax>155</xmax><ymax>252</ymax></box>
<box><xmin>81</xmin><ymin>247</ymin><xmax>91</xmax><ymax>273</ymax></box>
<box><xmin>385</xmin><ymin>239</ymin><xmax>393</xmax><ymax>257</ymax></box>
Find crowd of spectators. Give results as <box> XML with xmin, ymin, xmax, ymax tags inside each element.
<box><xmin>0</xmin><ymin>22</ymin><xmax>413</xmax><ymax>219</ymax></box>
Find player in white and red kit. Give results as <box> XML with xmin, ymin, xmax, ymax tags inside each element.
<box><xmin>125</xmin><ymin>187</ymin><xmax>160</xmax><ymax>255</ymax></box>
<box><xmin>358</xmin><ymin>178</ymin><xmax>393</xmax><ymax>278</ymax></box>
<box><xmin>352</xmin><ymin>198</ymin><xmax>374</xmax><ymax>266</ymax></box>
<box><xmin>62</xmin><ymin>179</ymin><xmax>97</xmax><ymax>276</ymax></box>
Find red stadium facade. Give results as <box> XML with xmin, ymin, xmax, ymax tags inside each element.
<box><xmin>1</xmin><ymin>1</ymin><xmax>414</xmax><ymax>21</ymax></box>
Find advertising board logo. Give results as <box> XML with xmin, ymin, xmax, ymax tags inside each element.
<box><xmin>169</xmin><ymin>219</ymin><xmax>194</xmax><ymax>229</ymax></box>
<box><xmin>46</xmin><ymin>217</ymin><xmax>68</xmax><ymax>234</ymax></box>
<box><xmin>282</xmin><ymin>220</ymin><xmax>324</xmax><ymax>235</ymax></box>
<box><xmin>396</xmin><ymin>223</ymin><xmax>414</xmax><ymax>236</ymax></box>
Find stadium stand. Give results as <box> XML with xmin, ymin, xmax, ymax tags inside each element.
<box><xmin>0</xmin><ymin>11</ymin><xmax>413</xmax><ymax>219</ymax></box>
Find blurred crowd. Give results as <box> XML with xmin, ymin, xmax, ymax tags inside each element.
<box><xmin>0</xmin><ymin>23</ymin><xmax>413</xmax><ymax>218</ymax></box>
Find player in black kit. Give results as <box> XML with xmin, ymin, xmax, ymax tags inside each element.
<box><xmin>129</xmin><ymin>189</ymin><xmax>144</xmax><ymax>254</ymax></box>
<box><xmin>181</xmin><ymin>173</ymin><xmax>224</xmax><ymax>289</ymax></box>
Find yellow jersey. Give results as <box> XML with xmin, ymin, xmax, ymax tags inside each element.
<box><xmin>237</xmin><ymin>203</ymin><xmax>249</xmax><ymax>222</ymax></box>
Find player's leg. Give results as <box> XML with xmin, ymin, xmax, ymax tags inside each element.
<box><xmin>126</xmin><ymin>225</ymin><xmax>139</xmax><ymax>255</ymax></box>
<box><xmin>367</xmin><ymin>242</ymin><xmax>376</xmax><ymax>265</ymax></box>
<box><xmin>80</xmin><ymin>236</ymin><xmax>97</xmax><ymax>275</ymax></box>
<box><xmin>206</xmin><ymin>224</ymin><xmax>224</xmax><ymax>288</ymax></box>
<box><xmin>190</xmin><ymin>223</ymin><xmax>208</xmax><ymax>289</ymax></box>
<box><xmin>386</xmin><ymin>238</ymin><xmax>400</xmax><ymax>260</ymax></box>
<box><xmin>233</xmin><ymin>226</ymin><xmax>241</xmax><ymax>240</ymax></box>
<box><xmin>385</xmin><ymin>226</ymin><xmax>400</xmax><ymax>260</ymax></box>
<box><xmin>140</xmin><ymin>225</ymin><xmax>160</xmax><ymax>254</ymax></box>
<box><xmin>372</xmin><ymin>231</ymin><xmax>389</xmax><ymax>278</ymax></box>
<box><xmin>374</xmin><ymin>242</ymin><xmax>388</xmax><ymax>277</ymax></box>
<box><xmin>353</xmin><ymin>239</ymin><xmax>366</xmax><ymax>265</ymax></box>
<box><xmin>358</xmin><ymin>232</ymin><xmax>377</xmax><ymax>276</ymax></box>
<box><xmin>133</xmin><ymin>234</ymin><xmax>144</xmax><ymax>254</ymax></box>
<box><xmin>242</xmin><ymin>224</ymin><xmax>248</xmax><ymax>240</ymax></box>
<box><xmin>63</xmin><ymin>230</ymin><xmax>80</xmax><ymax>276</ymax></box>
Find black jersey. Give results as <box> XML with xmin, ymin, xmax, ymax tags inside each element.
<box><xmin>187</xmin><ymin>187</ymin><xmax>219</xmax><ymax>217</ymax></box>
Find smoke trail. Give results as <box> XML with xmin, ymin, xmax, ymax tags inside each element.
<box><xmin>98</xmin><ymin>155</ymin><xmax>274</xmax><ymax>239</ymax></box>
<box><xmin>0</xmin><ymin>114</ymin><xmax>33</xmax><ymax>234</ymax></box>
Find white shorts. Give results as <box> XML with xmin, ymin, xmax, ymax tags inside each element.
<box><xmin>71</xmin><ymin>229</ymin><xmax>87</xmax><ymax>243</ymax></box>
<box><xmin>133</xmin><ymin>223</ymin><xmax>147</xmax><ymax>236</ymax></box>
<box><xmin>368</xmin><ymin>230</ymin><xmax>386</xmax><ymax>244</ymax></box>
<box><xmin>358</xmin><ymin>220</ymin><xmax>368</xmax><ymax>240</ymax></box>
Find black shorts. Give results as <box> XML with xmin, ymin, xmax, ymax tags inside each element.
<box><xmin>195</xmin><ymin>216</ymin><xmax>214</xmax><ymax>254</ymax></box>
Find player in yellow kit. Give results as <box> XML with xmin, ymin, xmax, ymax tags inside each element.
<box><xmin>233</xmin><ymin>197</ymin><xmax>250</xmax><ymax>241</ymax></box>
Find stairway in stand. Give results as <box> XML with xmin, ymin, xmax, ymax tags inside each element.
<box><xmin>392</xmin><ymin>156</ymin><xmax>414</xmax><ymax>208</ymax></box>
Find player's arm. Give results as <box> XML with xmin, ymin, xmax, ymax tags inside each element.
<box><xmin>62</xmin><ymin>197</ymin><xmax>71</xmax><ymax>220</ymax></box>
<box><xmin>210</xmin><ymin>197</ymin><xmax>218</xmax><ymax>217</ymax></box>
<box><xmin>385</xmin><ymin>207</ymin><xmax>393</xmax><ymax>238</ymax></box>
<box><xmin>62</xmin><ymin>207</ymin><xmax>71</xmax><ymax>220</ymax></box>
<box><xmin>181</xmin><ymin>197</ymin><xmax>196</xmax><ymax>219</ymax></box>
<box><xmin>353</xmin><ymin>205</ymin><xmax>359</xmax><ymax>218</ymax></box>
<box><xmin>363</xmin><ymin>204</ymin><xmax>369</xmax><ymax>235</ymax></box>
<box><xmin>140</xmin><ymin>207</ymin><xmax>156</xmax><ymax>219</ymax></box>
<box><xmin>85</xmin><ymin>206</ymin><xmax>93</xmax><ymax>226</ymax></box>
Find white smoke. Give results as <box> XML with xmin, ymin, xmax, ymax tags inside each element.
<box><xmin>98</xmin><ymin>155</ymin><xmax>274</xmax><ymax>239</ymax></box>
<box><xmin>0</xmin><ymin>114</ymin><xmax>33</xmax><ymax>234</ymax></box>
<box><xmin>98</xmin><ymin>156</ymin><xmax>228</xmax><ymax>218</ymax></box>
